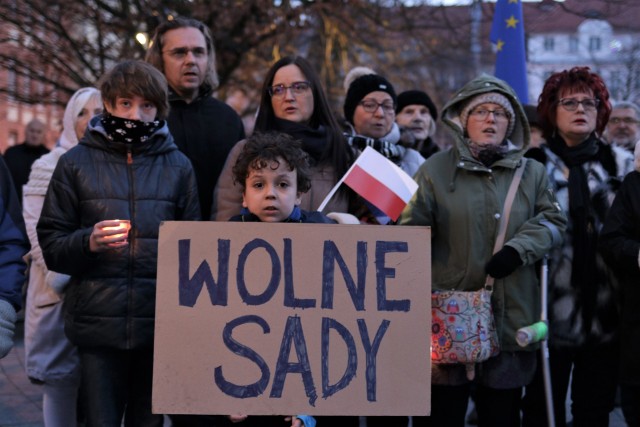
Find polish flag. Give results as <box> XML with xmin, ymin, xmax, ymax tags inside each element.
<box><xmin>317</xmin><ymin>147</ymin><xmax>419</xmax><ymax>221</ymax></box>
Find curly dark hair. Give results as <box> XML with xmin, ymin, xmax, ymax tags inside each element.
<box><xmin>537</xmin><ymin>66</ymin><xmax>612</xmax><ymax>141</ymax></box>
<box><xmin>232</xmin><ymin>131</ymin><xmax>312</xmax><ymax>193</ymax></box>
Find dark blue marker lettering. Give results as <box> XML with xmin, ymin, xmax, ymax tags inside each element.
<box><xmin>283</xmin><ymin>238</ymin><xmax>316</xmax><ymax>309</ymax></box>
<box><xmin>214</xmin><ymin>315</ymin><xmax>270</xmax><ymax>398</ymax></box>
<box><xmin>376</xmin><ymin>241</ymin><xmax>410</xmax><ymax>312</ymax></box>
<box><xmin>321</xmin><ymin>241</ymin><xmax>367</xmax><ymax>310</ymax></box>
<box><xmin>178</xmin><ymin>239</ymin><xmax>229</xmax><ymax>307</ymax></box>
<box><xmin>237</xmin><ymin>239</ymin><xmax>280</xmax><ymax>305</ymax></box>
<box><xmin>321</xmin><ymin>317</ymin><xmax>357</xmax><ymax>399</ymax></box>
<box><xmin>270</xmin><ymin>316</ymin><xmax>317</xmax><ymax>406</ymax></box>
<box><xmin>357</xmin><ymin>318</ymin><xmax>391</xmax><ymax>402</ymax></box>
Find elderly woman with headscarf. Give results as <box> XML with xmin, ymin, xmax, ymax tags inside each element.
<box><xmin>400</xmin><ymin>74</ymin><xmax>566</xmax><ymax>427</ymax></box>
<box><xmin>23</xmin><ymin>87</ymin><xmax>102</xmax><ymax>426</ymax></box>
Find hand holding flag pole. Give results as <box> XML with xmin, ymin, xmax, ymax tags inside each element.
<box><xmin>317</xmin><ymin>147</ymin><xmax>419</xmax><ymax>222</ymax></box>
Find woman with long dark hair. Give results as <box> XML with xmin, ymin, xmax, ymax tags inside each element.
<box><xmin>213</xmin><ymin>56</ymin><xmax>354</xmax><ymax>221</ymax></box>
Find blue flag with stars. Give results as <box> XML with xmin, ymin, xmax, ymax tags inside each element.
<box><xmin>490</xmin><ymin>0</ymin><xmax>529</xmax><ymax>103</ymax></box>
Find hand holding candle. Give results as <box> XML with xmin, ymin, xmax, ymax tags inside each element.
<box><xmin>89</xmin><ymin>219</ymin><xmax>131</xmax><ymax>252</ymax></box>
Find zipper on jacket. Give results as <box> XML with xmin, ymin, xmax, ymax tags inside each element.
<box><xmin>126</xmin><ymin>147</ymin><xmax>135</xmax><ymax>348</ymax></box>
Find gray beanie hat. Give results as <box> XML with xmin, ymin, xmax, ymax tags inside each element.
<box><xmin>459</xmin><ymin>92</ymin><xmax>516</xmax><ymax>137</ymax></box>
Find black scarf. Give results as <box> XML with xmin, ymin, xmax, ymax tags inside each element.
<box><xmin>547</xmin><ymin>133</ymin><xmax>603</xmax><ymax>331</ymax></box>
<box><xmin>466</xmin><ymin>138</ymin><xmax>508</xmax><ymax>167</ymax></box>
<box><xmin>273</xmin><ymin>118</ymin><xmax>328</xmax><ymax>164</ymax></box>
<box><xmin>101</xmin><ymin>114</ymin><xmax>163</xmax><ymax>145</ymax></box>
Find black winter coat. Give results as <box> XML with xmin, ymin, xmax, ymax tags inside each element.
<box><xmin>37</xmin><ymin>116</ymin><xmax>201</xmax><ymax>349</ymax></box>
<box><xmin>600</xmin><ymin>170</ymin><xmax>640</xmax><ymax>385</ymax></box>
<box><xmin>167</xmin><ymin>85</ymin><xmax>245</xmax><ymax>220</ymax></box>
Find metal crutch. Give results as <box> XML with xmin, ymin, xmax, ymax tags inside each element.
<box><xmin>516</xmin><ymin>255</ymin><xmax>555</xmax><ymax>427</ymax></box>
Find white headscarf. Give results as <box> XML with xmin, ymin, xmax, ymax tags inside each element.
<box><xmin>58</xmin><ymin>87</ymin><xmax>101</xmax><ymax>151</ymax></box>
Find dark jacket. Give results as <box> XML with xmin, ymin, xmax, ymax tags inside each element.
<box><xmin>3</xmin><ymin>143</ymin><xmax>50</xmax><ymax>201</ymax></box>
<box><xmin>167</xmin><ymin>85</ymin><xmax>245</xmax><ymax>220</ymax></box>
<box><xmin>0</xmin><ymin>157</ymin><xmax>29</xmax><ymax>310</ymax></box>
<box><xmin>37</xmin><ymin>115</ymin><xmax>201</xmax><ymax>349</ymax></box>
<box><xmin>600</xmin><ymin>170</ymin><xmax>640</xmax><ymax>385</ymax></box>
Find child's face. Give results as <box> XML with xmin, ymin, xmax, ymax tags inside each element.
<box><xmin>105</xmin><ymin>95</ymin><xmax>157</xmax><ymax>122</ymax></box>
<box><xmin>242</xmin><ymin>157</ymin><xmax>301</xmax><ymax>222</ymax></box>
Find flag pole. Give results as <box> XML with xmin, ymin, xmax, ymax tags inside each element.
<box><xmin>317</xmin><ymin>163</ymin><xmax>356</xmax><ymax>212</ymax></box>
<box><xmin>316</xmin><ymin>156</ymin><xmax>361</xmax><ymax>213</ymax></box>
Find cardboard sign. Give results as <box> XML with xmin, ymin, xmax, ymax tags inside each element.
<box><xmin>153</xmin><ymin>222</ymin><xmax>431</xmax><ymax>416</ymax></box>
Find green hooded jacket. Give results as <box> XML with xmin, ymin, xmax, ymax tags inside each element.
<box><xmin>399</xmin><ymin>74</ymin><xmax>567</xmax><ymax>351</ymax></box>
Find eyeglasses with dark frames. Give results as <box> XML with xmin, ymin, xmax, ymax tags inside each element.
<box><xmin>557</xmin><ymin>98</ymin><xmax>599</xmax><ymax>112</ymax></box>
<box><xmin>359</xmin><ymin>99</ymin><xmax>395</xmax><ymax>114</ymax></box>
<box><xmin>268</xmin><ymin>81</ymin><xmax>311</xmax><ymax>98</ymax></box>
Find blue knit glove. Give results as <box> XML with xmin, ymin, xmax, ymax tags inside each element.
<box><xmin>0</xmin><ymin>299</ymin><xmax>17</xmax><ymax>358</ymax></box>
<box><xmin>485</xmin><ymin>246</ymin><xmax>522</xmax><ymax>279</ymax></box>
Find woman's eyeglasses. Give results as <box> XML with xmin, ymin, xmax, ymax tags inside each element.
<box><xmin>469</xmin><ymin>108</ymin><xmax>509</xmax><ymax>121</ymax></box>
<box><xmin>359</xmin><ymin>99</ymin><xmax>395</xmax><ymax>114</ymax></box>
<box><xmin>557</xmin><ymin>98</ymin><xmax>599</xmax><ymax>111</ymax></box>
<box><xmin>268</xmin><ymin>81</ymin><xmax>311</xmax><ymax>98</ymax></box>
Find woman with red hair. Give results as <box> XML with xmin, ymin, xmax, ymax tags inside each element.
<box><xmin>523</xmin><ymin>67</ymin><xmax>620</xmax><ymax>426</ymax></box>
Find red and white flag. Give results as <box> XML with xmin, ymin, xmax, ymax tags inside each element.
<box><xmin>318</xmin><ymin>147</ymin><xmax>419</xmax><ymax>221</ymax></box>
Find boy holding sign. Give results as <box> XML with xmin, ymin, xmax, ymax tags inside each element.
<box><xmin>231</xmin><ymin>131</ymin><xmax>341</xmax><ymax>226</ymax></box>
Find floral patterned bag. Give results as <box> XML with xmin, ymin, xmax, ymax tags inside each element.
<box><xmin>430</xmin><ymin>160</ymin><xmax>526</xmax><ymax>380</ymax></box>
<box><xmin>431</xmin><ymin>287</ymin><xmax>500</xmax><ymax>379</ymax></box>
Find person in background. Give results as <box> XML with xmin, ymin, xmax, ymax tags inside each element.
<box><xmin>523</xmin><ymin>104</ymin><xmax>548</xmax><ymax>165</ymax></box>
<box><xmin>3</xmin><ymin>119</ymin><xmax>50</xmax><ymax>202</ymax></box>
<box><xmin>400</xmin><ymin>74</ymin><xmax>566</xmax><ymax>427</ymax></box>
<box><xmin>37</xmin><ymin>60</ymin><xmax>200</xmax><ymax>427</ymax></box>
<box><xmin>146</xmin><ymin>17</ymin><xmax>245</xmax><ymax>220</ymax></box>
<box><xmin>343</xmin><ymin>69</ymin><xmax>425</xmax><ymax>177</ymax></box>
<box><xmin>603</xmin><ymin>101</ymin><xmax>639</xmax><ymax>177</ymax></box>
<box><xmin>395</xmin><ymin>89</ymin><xmax>440</xmax><ymax>160</ymax></box>
<box><xmin>23</xmin><ymin>87</ymin><xmax>102</xmax><ymax>427</ymax></box>
<box><xmin>213</xmin><ymin>56</ymin><xmax>354</xmax><ymax>222</ymax></box>
<box><xmin>600</xmin><ymin>140</ymin><xmax>640</xmax><ymax>427</ymax></box>
<box><xmin>604</xmin><ymin>101</ymin><xmax>640</xmax><ymax>154</ymax></box>
<box><xmin>524</xmin><ymin>66</ymin><xmax>619</xmax><ymax>427</ymax></box>
<box><xmin>0</xmin><ymin>156</ymin><xmax>30</xmax><ymax>359</ymax></box>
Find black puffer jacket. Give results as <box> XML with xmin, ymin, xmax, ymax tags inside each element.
<box><xmin>37</xmin><ymin>115</ymin><xmax>201</xmax><ymax>349</ymax></box>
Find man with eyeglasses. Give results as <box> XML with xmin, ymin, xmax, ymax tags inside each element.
<box><xmin>604</xmin><ymin>101</ymin><xmax>640</xmax><ymax>153</ymax></box>
<box><xmin>146</xmin><ymin>18</ymin><xmax>245</xmax><ymax>221</ymax></box>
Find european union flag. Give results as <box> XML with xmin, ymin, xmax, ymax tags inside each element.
<box><xmin>490</xmin><ymin>0</ymin><xmax>529</xmax><ymax>104</ymax></box>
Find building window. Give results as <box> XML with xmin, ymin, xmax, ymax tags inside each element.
<box><xmin>569</xmin><ymin>36</ymin><xmax>579</xmax><ymax>53</ymax></box>
<box><xmin>7</xmin><ymin>61</ymin><xmax>16</xmax><ymax>100</ymax></box>
<box><xmin>544</xmin><ymin>36</ymin><xmax>555</xmax><ymax>52</ymax></box>
<box><xmin>609</xmin><ymin>71</ymin><xmax>621</xmax><ymax>99</ymax></box>
<box><xmin>589</xmin><ymin>36</ymin><xmax>601</xmax><ymax>52</ymax></box>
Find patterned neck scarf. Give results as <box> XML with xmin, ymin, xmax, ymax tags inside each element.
<box><xmin>101</xmin><ymin>114</ymin><xmax>163</xmax><ymax>144</ymax></box>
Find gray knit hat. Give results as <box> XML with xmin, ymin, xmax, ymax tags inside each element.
<box><xmin>459</xmin><ymin>92</ymin><xmax>516</xmax><ymax>137</ymax></box>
